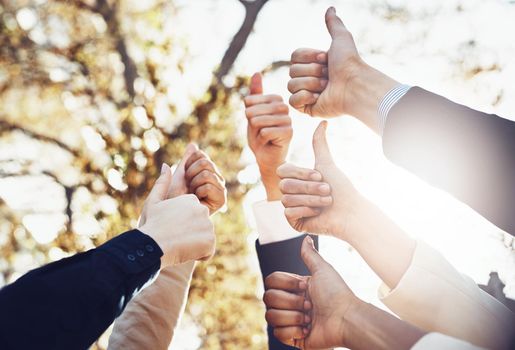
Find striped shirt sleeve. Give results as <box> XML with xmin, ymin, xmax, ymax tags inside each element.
<box><xmin>378</xmin><ymin>84</ymin><xmax>411</xmax><ymax>133</ymax></box>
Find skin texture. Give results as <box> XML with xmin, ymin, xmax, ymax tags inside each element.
<box><xmin>244</xmin><ymin>72</ymin><xmax>293</xmax><ymax>201</ymax></box>
<box><xmin>288</xmin><ymin>7</ymin><xmax>398</xmax><ymax>133</ymax></box>
<box><xmin>277</xmin><ymin>122</ymin><xmax>416</xmax><ymax>290</ymax></box>
<box><xmin>264</xmin><ymin>236</ymin><xmax>357</xmax><ymax>349</ymax></box>
<box><xmin>264</xmin><ymin>236</ymin><xmax>426</xmax><ymax>350</ymax></box>
<box><xmin>277</xmin><ymin>121</ymin><xmax>358</xmax><ymax>239</ymax></box>
<box><xmin>138</xmin><ymin>144</ymin><xmax>227</xmax><ymax>268</ymax></box>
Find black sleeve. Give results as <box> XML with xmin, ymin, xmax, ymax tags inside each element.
<box><xmin>383</xmin><ymin>87</ymin><xmax>515</xmax><ymax>236</ymax></box>
<box><xmin>256</xmin><ymin>234</ymin><xmax>318</xmax><ymax>350</ymax></box>
<box><xmin>0</xmin><ymin>229</ymin><xmax>163</xmax><ymax>350</ymax></box>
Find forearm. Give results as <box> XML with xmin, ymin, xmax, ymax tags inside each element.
<box><xmin>345</xmin><ymin>62</ymin><xmax>398</xmax><ymax>134</ymax></box>
<box><xmin>109</xmin><ymin>262</ymin><xmax>195</xmax><ymax>350</ymax></box>
<box><xmin>342</xmin><ymin>301</ymin><xmax>425</xmax><ymax>350</ymax></box>
<box><xmin>346</xmin><ymin>196</ymin><xmax>416</xmax><ymax>290</ymax></box>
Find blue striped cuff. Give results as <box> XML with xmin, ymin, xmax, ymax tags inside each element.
<box><xmin>378</xmin><ymin>84</ymin><xmax>411</xmax><ymax>133</ymax></box>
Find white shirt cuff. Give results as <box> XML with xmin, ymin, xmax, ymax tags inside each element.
<box><xmin>411</xmin><ymin>333</ymin><xmax>484</xmax><ymax>350</ymax></box>
<box><xmin>253</xmin><ymin>200</ymin><xmax>303</xmax><ymax>245</ymax></box>
<box><xmin>378</xmin><ymin>84</ymin><xmax>411</xmax><ymax>134</ymax></box>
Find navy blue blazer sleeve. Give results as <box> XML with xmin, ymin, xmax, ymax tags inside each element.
<box><xmin>0</xmin><ymin>229</ymin><xmax>163</xmax><ymax>350</ymax></box>
<box><xmin>256</xmin><ymin>235</ymin><xmax>318</xmax><ymax>350</ymax></box>
<box><xmin>383</xmin><ymin>87</ymin><xmax>515</xmax><ymax>236</ymax></box>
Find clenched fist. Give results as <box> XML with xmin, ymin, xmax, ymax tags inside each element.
<box><xmin>138</xmin><ymin>164</ymin><xmax>215</xmax><ymax>268</ymax></box>
<box><xmin>264</xmin><ymin>236</ymin><xmax>358</xmax><ymax>349</ymax></box>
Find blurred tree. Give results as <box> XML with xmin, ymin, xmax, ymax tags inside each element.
<box><xmin>0</xmin><ymin>0</ymin><xmax>273</xmax><ymax>348</ymax></box>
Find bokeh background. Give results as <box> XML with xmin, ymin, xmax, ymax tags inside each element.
<box><xmin>1</xmin><ymin>0</ymin><xmax>514</xmax><ymax>349</ymax></box>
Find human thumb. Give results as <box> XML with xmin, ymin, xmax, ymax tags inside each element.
<box><xmin>325</xmin><ymin>6</ymin><xmax>347</xmax><ymax>39</ymax></box>
<box><xmin>249</xmin><ymin>72</ymin><xmax>263</xmax><ymax>95</ymax></box>
<box><xmin>312</xmin><ymin>121</ymin><xmax>334</xmax><ymax>168</ymax></box>
<box><xmin>301</xmin><ymin>235</ymin><xmax>326</xmax><ymax>274</ymax></box>
<box><xmin>146</xmin><ymin>163</ymin><xmax>172</xmax><ymax>205</ymax></box>
<box><xmin>168</xmin><ymin>143</ymin><xmax>199</xmax><ymax>198</ymax></box>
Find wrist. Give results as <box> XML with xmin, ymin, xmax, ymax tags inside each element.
<box><xmin>341</xmin><ymin>193</ymin><xmax>373</xmax><ymax>244</ymax></box>
<box><xmin>259</xmin><ymin>165</ymin><xmax>282</xmax><ymax>201</ymax></box>
<box><xmin>139</xmin><ymin>223</ymin><xmax>172</xmax><ymax>268</ymax></box>
<box><xmin>339</xmin><ymin>296</ymin><xmax>367</xmax><ymax>348</ymax></box>
<box><xmin>344</xmin><ymin>62</ymin><xmax>398</xmax><ymax>133</ymax></box>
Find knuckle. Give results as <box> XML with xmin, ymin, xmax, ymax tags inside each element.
<box><xmin>265</xmin><ymin>272</ymin><xmax>278</xmax><ymax>288</ymax></box>
<box><xmin>248</xmin><ymin>117</ymin><xmax>259</xmax><ymax>128</ymax></box>
<box><xmin>265</xmin><ymin>310</ymin><xmax>274</xmax><ymax>324</ymax></box>
<box><xmin>263</xmin><ymin>290</ymin><xmax>272</xmax><ymax>304</ymax></box>
<box><xmin>278</xmin><ymin>179</ymin><xmax>288</xmax><ymax>192</ymax></box>
<box><xmin>287</xmin><ymin>80</ymin><xmax>295</xmax><ymax>93</ymax></box>
<box><xmin>200</xmin><ymin>169</ymin><xmax>212</xmax><ymax>179</ymax></box>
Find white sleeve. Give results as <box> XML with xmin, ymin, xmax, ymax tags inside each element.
<box><xmin>411</xmin><ymin>333</ymin><xmax>485</xmax><ymax>350</ymax></box>
<box><xmin>379</xmin><ymin>240</ymin><xmax>515</xmax><ymax>349</ymax></box>
<box><xmin>253</xmin><ymin>200</ymin><xmax>303</xmax><ymax>245</ymax></box>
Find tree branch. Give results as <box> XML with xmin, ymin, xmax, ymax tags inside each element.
<box><xmin>0</xmin><ymin>119</ymin><xmax>80</xmax><ymax>157</ymax></box>
<box><xmin>214</xmin><ymin>0</ymin><xmax>270</xmax><ymax>84</ymax></box>
<box><xmin>261</xmin><ymin>59</ymin><xmax>290</xmax><ymax>74</ymax></box>
<box><xmin>92</xmin><ymin>0</ymin><xmax>138</xmax><ymax>99</ymax></box>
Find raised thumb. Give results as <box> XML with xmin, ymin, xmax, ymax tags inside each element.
<box><xmin>249</xmin><ymin>72</ymin><xmax>263</xmax><ymax>95</ymax></box>
<box><xmin>325</xmin><ymin>6</ymin><xmax>347</xmax><ymax>39</ymax></box>
<box><xmin>168</xmin><ymin>143</ymin><xmax>199</xmax><ymax>198</ymax></box>
<box><xmin>146</xmin><ymin>163</ymin><xmax>172</xmax><ymax>205</ymax></box>
<box><xmin>312</xmin><ymin>121</ymin><xmax>333</xmax><ymax>167</ymax></box>
<box><xmin>301</xmin><ymin>236</ymin><xmax>326</xmax><ymax>274</ymax></box>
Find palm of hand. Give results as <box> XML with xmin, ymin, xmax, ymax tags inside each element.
<box><xmin>305</xmin><ymin>264</ymin><xmax>354</xmax><ymax>349</ymax></box>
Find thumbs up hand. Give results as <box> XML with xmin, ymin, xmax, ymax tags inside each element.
<box><xmin>244</xmin><ymin>72</ymin><xmax>293</xmax><ymax>200</ymax></box>
<box><xmin>277</xmin><ymin>122</ymin><xmax>359</xmax><ymax>240</ymax></box>
<box><xmin>288</xmin><ymin>7</ymin><xmax>398</xmax><ymax>132</ymax></box>
<box><xmin>288</xmin><ymin>7</ymin><xmax>363</xmax><ymax>118</ymax></box>
<box><xmin>263</xmin><ymin>236</ymin><xmax>358</xmax><ymax>349</ymax></box>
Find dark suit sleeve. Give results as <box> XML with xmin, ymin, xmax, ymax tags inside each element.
<box><xmin>383</xmin><ymin>87</ymin><xmax>515</xmax><ymax>236</ymax></box>
<box><xmin>0</xmin><ymin>229</ymin><xmax>163</xmax><ymax>350</ymax></box>
<box><xmin>256</xmin><ymin>234</ymin><xmax>318</xmax><ymax>350</ymax></box>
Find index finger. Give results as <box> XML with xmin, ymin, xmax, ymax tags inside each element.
<box><xmin>244</xmin><ymin>94</ymin><xmax>283</xmax><ymax>107</ymax></box>
<box><xmin>291</xmin><ymin>48</ymin><xmax>327</xmax><ymax>64</ymax></box>
<box><xmin>276</xmin><ymin>163</ymin><xmax>322</xmax><ymax>181</ymax></box>
<box><xmin>265</xmin><ymin>271</ymin><xmax>308</xmax><ymax>292</ymax></box>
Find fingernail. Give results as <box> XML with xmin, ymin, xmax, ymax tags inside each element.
<box><xmin>322</xmin><ymin>67</ymin><xmax>328</xmax><ymax>76</ymax></box>
<box><xmin>313</xmin><ymin>93</ymin><xmax>320</xmax><ymax>99</ymax></box>
<box><xmin>306</xmin><ymin>236</ymin><xmax>313</xmax><ymax>246</ymax></box>
<box><xmin>321</xmin><ymin>196</ymin><xmax>332</xmax><ymax>204</ymax></box>
<box><xmin>161</xmin><ymin>163</ymin><xmax>168</xmax><ymax>174</ymax></box>
<box><xmin>319</xmin><ymin>184</ymin><xmax>330</xmax><ymax>193</ymax></box>
<box><xmin>304</xmin><ymin>315</ymin><xmax>311</xmax><ymax>323</ymax></box>
<box><xmin>320</xmin><ymin>79</ymin><xmax>328</xmax><ymax>88</ymax></box>
<box><xmin>310</xmin><ymin>172</ymin><xmax>322</xmax><ymax>181</ymax></box>
<box><xmin>304</xmin><ymin>300</ymin><xmax>312</xmax><ymax>310</ymax></box>
<box><xmin>329</xmin><ymin>6</ymin><xmax>336</xmax><ymax>13</ymax></box>
<box><xmin>316</xmin><ymin>53</ymin><xmax>326</xmax><ymax>63</ymax></box>
<box><xmin>303</xmin><ymin>327</ymin><xmax>309</xmax><ymax>335</ymax></box>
